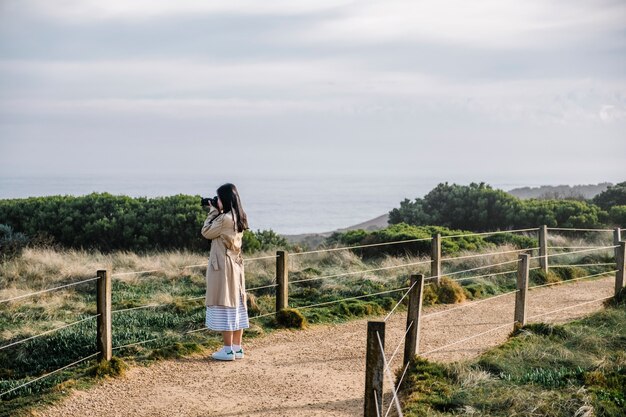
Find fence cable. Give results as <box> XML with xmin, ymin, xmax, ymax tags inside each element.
<box><xmin>112</xmin><ymin>304</ymin><xmax>164</xmax><ymax>314</ymax></box>
<box><xmin>249</xmin><ymin>311</ymin><xmax>278</xmax><ymax>320</ymax></box>
<box><xmin>421</xmin><ymin>321</ymin><xmax>516</xmax><ymax>356</ymax></box>
<box><xmin>547</xmin><ymin>227</ymin><xmax>614</xmax><ymax>232</ymax></box>
<box><xmin>384</xmin><ymin>320</ymin><xmax>414</xmax><ymax>374</ymax></box>
<box><xmin>423</xmin><ymin>290</ymin><xmax>519</xmax><ymax>320</ymax></box>
<box><xmin>290</xmin><ymin>260</ymin><xmax>431</xmax><ymax>285</ymax></box>
<box><xmin>550</xmin><ymin>263</ymin><xmax>616</xmax><ymax>268</ymax></box>
<box><xmin>384</xmin><ymin>281</ymin><xmax>419</xmax><ymax>321</ymax></box>
<box><xmin>439</xmin><ymin>259</ymin><xmax>521</xmax><ymax>279</ymax></box>
<box><xmin>528</xmin><ymin>271</ymin><xmax>617</xmax><ymax>290</ymax></box>
<box><xmin>0</xmin><ymin>314</ymin><xmax>100</xmax><ymax>351</ymax></box>
<box><xmin>112</xmin><ymin>283</ymin><xmax>278</xmax><ymax>315</ymax></box>
<box><xmin>441</xmin><ymin>247</ymin><xmax>539</xmax><ymax>263</ymax></box>
<box><xmin>548</xmin><ymin>246</ymin><xmax>610</xmax><ymax>250</ymax></box>
<box><xmin>449</xmin><ymin>268</ymin><xmax>517</xmax><ymax>282</ymax></box>
<box><xmin>526</xmin><ymin>295</ymin><xmax>615</xmax><ymax>321</ymax></box>
<box><xmin>386</xmin><ymin>360</ymin><xmax>412</xmax><ymax>417</ymax></box>
<box><xmin>532</xmin><ymin>245</ymin><xmax>618</xmax><ymax>260</ymax></box>
<box><xmin>373</xmin><ymin>389</ymin><xmax>382</xmax><ymax>417</ymax></box>
<box><xmin>247</xmin><ymin>283</ymin><xmax>279</xmax><ymax>291</ymax></box>
<box><xmin>245</xmin><ymin>255</ymin><xmax>280</xmax><ymax>262</ymax></box>
<box><xmin>110</xmin><ymin>255</ymin><xmax>278</xmax><ymax>279</ymax></box>
<box><xmin>448</xmin><ymin>266</ymin><xmax>543</xmax><ymax>284</ymax></box>
<box><xmin>440</xmin><ymin>228</ymin><xmax>540</xmax><ymax>239</ymax></box>
<box><xmin>0</xmin><ymin>277</ymin><xmax>100</xmax><ymax>304</ymax></box>
<box><xmin>295</xmin><ymin>287</ymin><xmax>410</xmax><ymax>310</ymax></box>
<box><xmin>0</xmin><ymin>352</ymin><xmax>99</xmax><ymax>398</ymax></box>
<box><xmin>113</xmin><ymin>311</ymin><xmax>279</xmax><ymax>351</ymax></box>
<box><xmin>376</xmin><ymin>332</ymin><xmax>404</xmax><ymax>417</ymax></box>
<box><xmin>111</xmin><ymin>269</ymin><xmax>166</xmax><ymax>277</ymax></box>
<box><xmin>291</xmin><ymin>237</ymin><xmax>434</xmax><ymax>257</ymax></box>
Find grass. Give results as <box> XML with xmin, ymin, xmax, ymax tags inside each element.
<box><xmin>0</xmin><ymin>233</ymin><xmax>618</xmax><ymax>416</ymax></box>
<box><xmin>399</xmin><ymin>300</ymin><xmax>626</xmax><ymax>417</ymax></box>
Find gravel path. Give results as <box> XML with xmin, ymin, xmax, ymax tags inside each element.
<box><xmin>42</xmin><ymin>276</ymin><xmax>615</xmax><ymax>417</ymax></box>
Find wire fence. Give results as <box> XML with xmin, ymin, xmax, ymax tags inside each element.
<box><xmin>0</xmin><ymin>315</ymin><xmax>100</xmax><ymax>351</ymax></box>
<box><xmin>0</xmin><ymin>276</ymin><xmax>99</xmax><ymax>304</ymax></box>
<box><xmin>1</xmin><ymin>225</ymin><xmax>622</xmax><ymax>405</ymax></box>
<box><xmin>363</xmin><ymin>235</ymin><xmax>622</xmax><ymax>417</ymax></box>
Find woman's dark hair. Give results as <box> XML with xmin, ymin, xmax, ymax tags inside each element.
<box><xmin>216</xmin><ymin>183</ymin><xmax>249</xmax><ymax>233</ymax></box>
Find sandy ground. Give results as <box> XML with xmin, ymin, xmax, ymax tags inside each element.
<box><xmin>41</xmin><ymin>276</ymin><xmax>615</xmax><ymax>417</ymax></box>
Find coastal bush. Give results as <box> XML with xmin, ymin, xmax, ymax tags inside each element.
<box><xmin>0</xmin><ymin>224</ymin><xmax>28</xmax><ymax>262</ymax></box>
<box><xmin>0</xmin><ymin>194</ymin><xmax>286</xmax><ymax>253</ymax></box>
<box><xmin>275</xmin><ymin>308</ymin><xmax>307</xmax><ymax>329</ymax></box>
<box><xmin>592</xmin><ymin>181</ymin><xmax>626</xmax><ymax>210</ymax></box>
<box><xmin>530</xmin><ymin>269</ymin><xmax>561</xmax><ymax>286</ymax></box>
<box><xmin>484</xmin><ymin>232</ymin><xmax>537</xmax><ymax>249</ymax></box>
<box><xmin>433</xmin><ymin>277</ymin><xmax>466</xmax><ymax>304</ymax></box>
<box><xmin>552</xmin><ymin>266</ymin><xmax>586</xmax><ymax>281</ymax></box>
<box><xmin>325</xmin><ymin>223</ymin><xmax>491</xmax><ymax>258</ymax></box>
<box><xmin>389</xmin><ymin>182</ymin><xmax>609</xmax><ymax>231</ymax></box>
<box><xmin>608</xmin><ymin>205</ymin><xmax>626</xmax><ymax>227</ymax></box>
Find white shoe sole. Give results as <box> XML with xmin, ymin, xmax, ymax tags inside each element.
<box><xmin>212</xmin><ymin>352</ymin><xmax>235</xmax><ymax>361</ymax></box>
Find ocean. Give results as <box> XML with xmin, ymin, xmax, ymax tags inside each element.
<box><xmin>0</xmin><ymin>174</ymin><xmax>525</xmax><ymax>235</ymax></box>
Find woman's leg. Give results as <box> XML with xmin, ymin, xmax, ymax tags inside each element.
<box><xmin>222</xmin><ymin>331</ymin><xmax>233</xmax><ymax>347</ymax></box>
<box><xmin>232</xmin><ymin>329</ymin><xmax>243</xmax><ymax>346</ymax></box>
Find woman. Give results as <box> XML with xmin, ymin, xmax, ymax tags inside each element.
<box><xmin>201</xmin><ymin>183</ymin><xmax>249</xmax><ymax>361</ymax></box>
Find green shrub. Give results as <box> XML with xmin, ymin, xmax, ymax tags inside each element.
<box><xmin>0</xmin><ymin>194</ymin><xmax>286</xmax><ymax>253</ymax></box>
<box><xmin>485</xmin><ymin>232</ymin><xmax>537</xmax><ymax>249</ymax></box>
<box><xmin>346</xmin><ymin>301</ymin><xmax>384</xmax><ymax>317</ymax></box>
<box><xmin>275</xmin><ymin>308</ymin><xmax>307</xmax><ymax>329</ymax></box>
<box><xmin>530</xmin><ymin>269</ymin><xmax>561</xmax><ymax>286</ymax></box>
<box><xmin>242</xmin><ymin>229</ymin><xmax>289</xmax><ymax>253</ymax></box>
<box><xmin>516</xmin><ymin>323</ymin><xmax>570</xmax><ymax>339</ymax></box>
<box><xmin>326</xmin><ymin>223</ymin><xmax>491</xmax><ymax>258</ymax></box>
<box><xmin>389</xmin><ymin>182</ymin><xmax>608</xmax><ymax>231</ymax></box>
<box><xmin>0</xmin><ymin>224</ymin><xmax>28</xmax><ymax>262</ymax></box>
<box><xmin>608</xmin><ymin>205</ymin><xmax>626</xmax><ymax>227</ymax></box>
<box><xmin>423</xmin><ymin>285</ymin><xmax>439</xmax><ymax>306</ymax></box>
<box><xmin>592</xmin><ymin>181</ymin><xmax>626</xmax><ymax>211</ymax></box>
<box><xmin>434</xmin><ymin>277</ymin><xmax>466</xmax><ymax>304</ymax></box>
<box><xmin>552</xmin><ymin>266</ymin><xmax>586</xmax><ymax>281</ymax></box>
<box><xmin>88</xmin><ymin>357</ymin><xmax>128</xmax><ymax>378</ymax></box>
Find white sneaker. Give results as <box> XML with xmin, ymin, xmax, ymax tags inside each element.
<box><xmin>212</xmin><ymin>348</ymin><xmax>235</xmax><ymax>361</ymax></box>
<box><xmin>234</xmin><ymin>348</ymin><xmax>244</xmax><ymax>359</ymax></box>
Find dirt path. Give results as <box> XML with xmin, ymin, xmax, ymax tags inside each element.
<box><xmin>41</xmin><ymin>277</ymin><xmax>615</xmax><ymax>417</ymax></box>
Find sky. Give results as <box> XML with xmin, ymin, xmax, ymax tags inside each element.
<box><xmin>0</xmin><ymin>0</ymin><xmax>625</xmax><ymax>185</ymax></box>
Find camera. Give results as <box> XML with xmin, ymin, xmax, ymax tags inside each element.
<box><xmin>201</xmin><ymin>196</ymin><xmax>218</xmax><ymax>207</ymax></box>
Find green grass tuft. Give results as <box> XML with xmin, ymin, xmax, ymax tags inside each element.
<box><xmin>275</xmin><ymin>308</ymin><xmax>307</xmax><ymax>329</ymax></box>
<box><xmin>87</xmin><ymin>357</ymin><xmax>128</xmax><ymax>378</ymax></box>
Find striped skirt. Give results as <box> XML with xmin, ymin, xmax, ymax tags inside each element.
<box><xmin>205</xmin><ymin>294</ymin><xmax>250</xmax><ymax>331</ymax></box>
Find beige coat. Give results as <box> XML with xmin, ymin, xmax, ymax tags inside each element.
<box><xmin>201</xmin><ymin>206</ymin><xmax>245</xmax><ymax>308</ymax></box>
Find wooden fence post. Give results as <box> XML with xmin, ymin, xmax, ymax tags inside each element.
<box><xmin>96</xmin><ymin>269</ymin><xmax>112</xmax><ymax>362</ymax></box>
<box><xmin>514</xmin><ymin>254</ymin><xmax>530</xmax><ymax>331</ymax></box>
<box><xmin>539</xmin><ymin>225</ymin><xmax>548</xmax><ymax>274</ymax></box>
<box><xmin>615</xmin><ymin>241</ymin><xmax>625</xmax><ymax>298</ymax></box>
<box><xmin>431</xmin><ymin>233</ymin><xmax>441</xmax><ymax>285</ymax></box>
<box><xmin>403</xmin><ymin>274</ymin><xmax>424</xmax><ymax>370</ymax></box>
<box><xmin>276</xmin><ymin>251</ymin><xmax>289</xmax><ymax>312</ymax></box>
<box><xmin>364</xmin><ymin>321</ymin><xmax>385</xmax><ymax>417</ymax></box>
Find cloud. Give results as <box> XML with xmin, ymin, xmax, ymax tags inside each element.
<box><xmin>1</xmin><ymin>57</ymin><xmax>624</xmax><ymax>125</ymax></box>
<box><xmin>8</xmin><ymin>0</ymin><xmax>352</xmax><ymax>21</ymax></box>
<box><xmin>286</xmin><ymin>0</ymin><xmax>626</xmax><ymax>49</ymax></box>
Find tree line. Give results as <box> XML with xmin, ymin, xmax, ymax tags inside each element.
<box><xmin>0</xmin><ymin>193</ymin><xmax>286</xmax><ymax>255</ymax></box>
<box><xmin>388</xmin><ymin>181</ymin><xmax>626</xmax><ymax>231</ymax></box>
